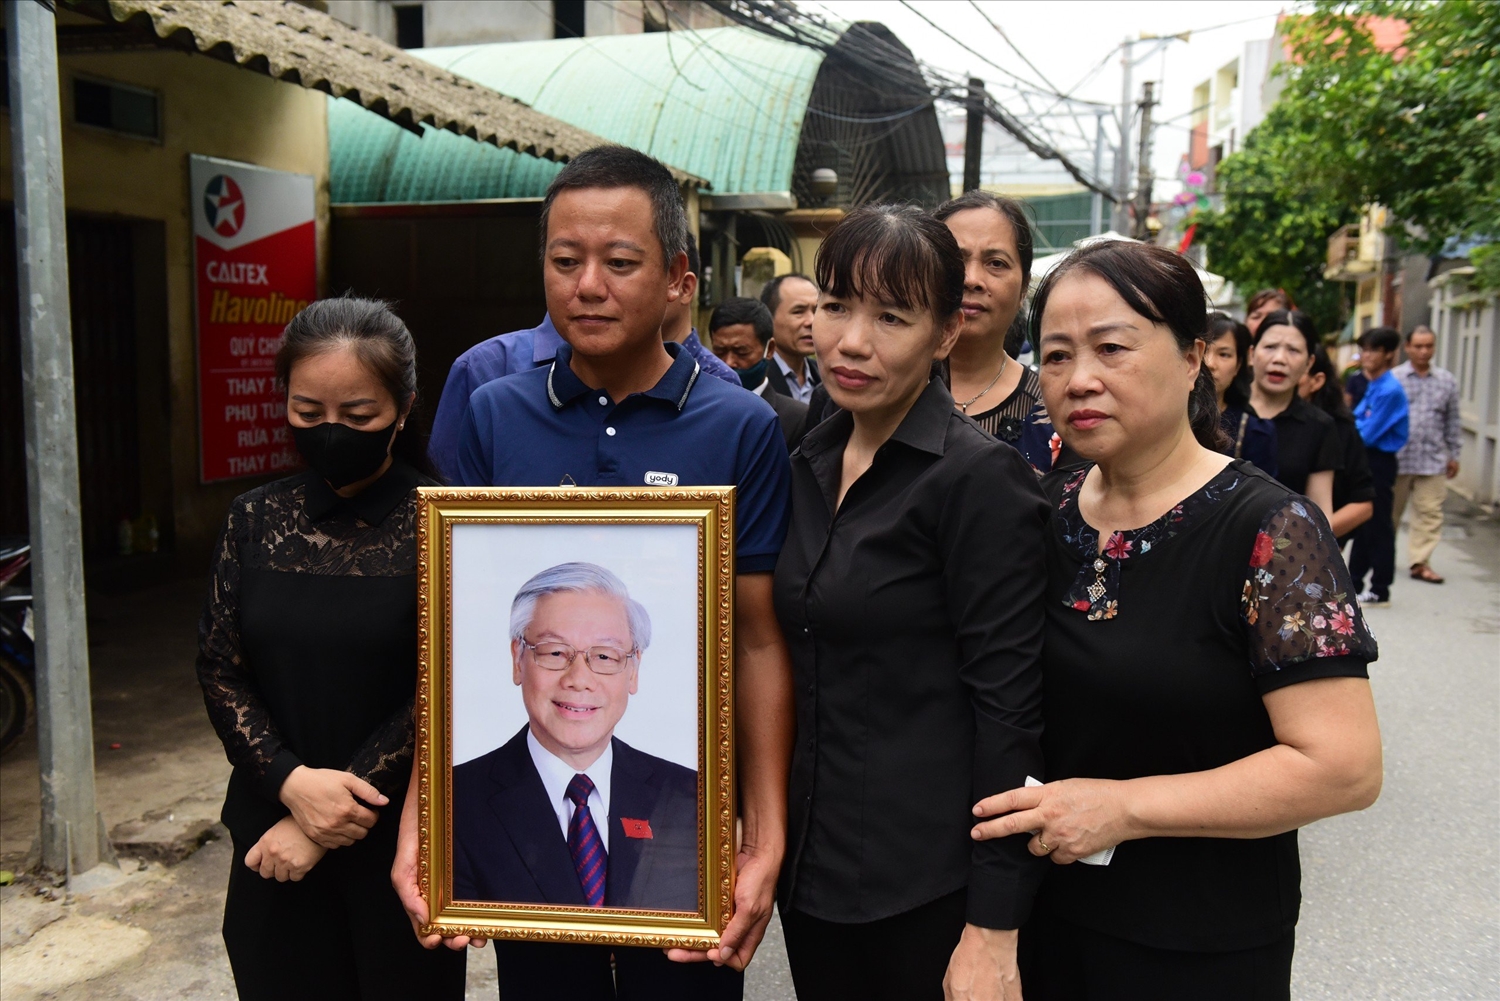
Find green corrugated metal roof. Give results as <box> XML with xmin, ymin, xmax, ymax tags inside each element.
<box><xmin>330</xmin><ymin>26</ymin><xmax>827</xmax><ymax>203</ymax></box>
<box><xmin>329</xmin><ymin>98</ymin><xmax>564</xmax><ymax>203</ymax></box>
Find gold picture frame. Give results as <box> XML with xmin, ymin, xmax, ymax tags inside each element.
<box><xmin>415</xmin><ymin>486</ymin><xmax>736</xmax><ymax>949</ymax></box>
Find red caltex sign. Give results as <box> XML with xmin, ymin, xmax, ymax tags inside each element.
<box><xmin>191</xmin><ymin>155</ymin><xmax>316</xmax><ymax>483</ymax></box>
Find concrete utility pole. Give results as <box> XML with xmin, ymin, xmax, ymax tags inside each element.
<box><xmin>1132</xmin><ymin>81</ymin><xmax>1156</xmax><ymax>241</ymax></box>
<box><xmin>963</xmin><ymin>77</ymin><xmax>986</xmax><ymax>193</ymax></box>
<box><xmin>6</xmin><ymin>0</ymin><xmax>109</xmax><ymax>878</ymax></box>
<box><xmin>1111</xmin><ymin>37</ymin><xmax>1134</xmax><ymax>234</ymax></box>
<box><xmin>1091</xmin><ymin>108</ymin><xmax>1108</xmax><ymax>236</ymax></box>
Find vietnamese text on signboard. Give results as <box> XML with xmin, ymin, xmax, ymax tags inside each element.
<box><xmin>190</xmin><ymin>154</ymin><xmax>316</xmax><ymax>483</ymax></box>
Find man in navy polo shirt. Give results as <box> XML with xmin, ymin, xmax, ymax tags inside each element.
<box><xmin>428</xmin><ymin>238</ymin><xmax>738</xmax><ymax>481</ymax></box>
<box><xmin>394</xmin><ymin>146</ymin><xmax>793</xmax><ymax>1001</ymax></box>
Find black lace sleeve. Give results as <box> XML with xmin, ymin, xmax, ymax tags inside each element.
<box><xmin>195</xmin><ymin>492</ymin><xmax>303</xmax><ymax>800</ymax></box>
<box><xmin>346</xmin><ymin>695</ymin><xmax>415</xmax><ymax>798</ymax></box>
<box><xmin>1240</xmin><ymin>494</ymin><xmax>1378</xmax><ymax>693</ymax></box>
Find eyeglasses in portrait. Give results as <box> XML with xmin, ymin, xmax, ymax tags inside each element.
<box><xmin>415</xmin><ymin>488</ymin><xmax>735</xmax><ymax>950</ymax></box>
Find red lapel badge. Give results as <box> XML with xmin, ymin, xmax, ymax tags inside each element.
<box><xmin>621</xmin><ymin>818</ymin><xmax>653</xmax><ymax>839</ymax></box>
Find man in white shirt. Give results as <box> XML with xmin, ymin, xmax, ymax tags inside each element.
<box><xmin>759</xmin><ymin>274</ymin><xmax>821</xmax><ymax>404</ymax></box>
<box><xmin>451</xmin><ymin>563</ymin><xmax>698</xmax><ymax>912</ymax></box>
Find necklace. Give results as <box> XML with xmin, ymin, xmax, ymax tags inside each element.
<box><xmin>956</xmin><ymin>352</ymin><xmax>1008</xmax><ymax>414</ymax></box>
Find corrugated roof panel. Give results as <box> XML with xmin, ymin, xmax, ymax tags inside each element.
<box><xmin>328</xmin><ymin>27</ymin><xmax>826</xmax><ymax>201</ymax></box>
<box><xmin>329</xmin><ymin>96</ymin><xmax>562</xmax><ymax>203</ymax></box>
<box><xmin>102</xmin><ymin>0</ymin><xmax>692</xmax><ymax>176</ymax></box>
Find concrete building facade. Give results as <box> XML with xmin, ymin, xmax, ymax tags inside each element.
<box><xmin>0</xmin><ymin>12</ymin><xmax>330</xmax><ymax>561</ymax></box>
<box><xmin>322</xmin><ymin>0</ymin><xmax>734</xmax><ymax>48</ymax></box>
<box><xmin>1427</xmin><ymin>271</ymin><xmax>1500</xmax><ymax>509</ymax></box>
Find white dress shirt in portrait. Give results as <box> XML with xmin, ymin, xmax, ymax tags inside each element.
<box><xmin>527</xmin><ymin>728</ymin><xmax>612</xmax><ymax>853</ymax></box>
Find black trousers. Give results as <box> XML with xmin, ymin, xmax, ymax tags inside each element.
<box><xmin>223</xmin><ymin>819</ymin><xmax>466</xmax><ymax>1001</ymax></box>
<box><xmin>1349</xmin><ymin>447</ymin><xmax>1398</xmax><ymax>599</ymax></box>
<box><xmin>780</xmin><ymin>888</ymin><xmax>968</xmax><ymax>1001</ymax></box>
<box><xmin>1019</xmin><ymin>911</ymin><xmax>1294</xmax><ymax>1001</ymax></box>
<box><xmin>490</xmin><ymin>940</ymin><xmax>743</xmax><ymax>1000</ymax></box>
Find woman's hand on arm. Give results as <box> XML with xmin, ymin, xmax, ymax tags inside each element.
<box><xmin>278</xmin><ymin>765</ymin><xmax>388</xmax><ymax>848</ymax></box>
<box><xmin>974</xmin><ymin>677</ymin><xmax>1382</xmax><ymax>852</ymax></box>
<box><xmin>666</xmin><ymin>572</ymin><xmax>792</xmax><ymax>971</ymax></box>
<box><xmin>391</xmin><ymin>761</ymin><xmax>483</xmax><ymax>951</ymax></box>
<box><xmin>944</xmin><ymin>925</ymin><xmax>1023</xmax><ymax>1000</ymax></box>
<box><xmin>245</xmin><ymin>816</ymin><xmax>327</xmax><ymax>881</ymax></box>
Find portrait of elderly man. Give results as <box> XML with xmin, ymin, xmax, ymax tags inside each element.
<box><xmin>451</xmin><ymin>562</ymin><xmax>700</xmax><ymax>912</ymax></box>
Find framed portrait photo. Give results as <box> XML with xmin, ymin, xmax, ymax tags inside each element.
<box><xmin>415</xmin><ymin>487</ymin><xmax>736</xmax><ymax>949</ymax></box>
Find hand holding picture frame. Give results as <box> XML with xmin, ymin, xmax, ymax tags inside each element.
<box><xmin>415</xmin><ymin>486</ymin><xmax>736</xmax><ymax>949</ymax></box>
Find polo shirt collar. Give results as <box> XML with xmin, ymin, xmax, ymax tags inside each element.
<box><xmin>531</xmin><ymin>314</ymin><xmax>565</xmax><ymax>364</ymax></box>
<box><xmin>545</xmin><ymin>341</ymin><xmax>702</xmax><ymax>412</ymax></box>
<box><xmin>301</xmin><ymin>458</ymin><xmax>418</xmax><ymax>525</ymax></box>
<box><xmin>1276</xmin><ymin>396</ymin><xmax>1316</xmax><ymax>423</ymax></box>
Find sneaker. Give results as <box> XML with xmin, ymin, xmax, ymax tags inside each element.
<box><xmin>1356</xmin><ymin>590</ymin><xmax>1390</xmax><ymax>607</ymax></box>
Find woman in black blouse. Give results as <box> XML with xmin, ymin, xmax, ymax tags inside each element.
<box><xmin>1203</xmin><ymin>312</ymin><xmax>1278</xmax><ymax>477</ymax></box>
<box><xmin>198</xmin><ymin>298</ymin><xmax>465</xmax><ymax>1000</ymax></box>
<box><xmin>773</xmin><ymin>204</ymin><xmax>1049</xmax><ymax>1000</ymax></box>
<box><xmin>1247</xmin><ymin>309</ymin><xmax>1343</xmax><ymax>519</ymax></box>
<box><xmin>972</xmin><ymin>242</ymin><xmax>1383</xmax><ymax>1000</ymax></box>
<box><xmin>1300</xmin><ymin>347</ymin><xmax>1375</xmax><ymax>541</ymax></box>
<box><xmin>934</xmin><ymin>190</ymin><xmax>1061</xmax><ymax>471</ymax></box>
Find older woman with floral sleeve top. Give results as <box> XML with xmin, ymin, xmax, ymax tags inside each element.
<box><xmin>973</xmin><ymin>242</ymin><xmax>1383</xmax><ymax>1001</ymax></box>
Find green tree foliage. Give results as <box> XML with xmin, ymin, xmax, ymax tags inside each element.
<box><xmin>1196</xmin><ymin>123</ymin><xmax>1353</xmax><ymax>334</ymax></box>
<box><xmin>1201</xmin><ymin>0</ymin><xmax>1500</xmax><ymax>315</ymax></box>
<box><xmin>1277</xmin><ymin>1</ymin><xmax>1498</xmax><ymax>251</ymax></box>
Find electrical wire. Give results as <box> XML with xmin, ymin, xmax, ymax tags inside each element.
<box><xmin>966</xmin><ymin>0</ymin><xmax>1065</xmax><ymax>95</ymax></box>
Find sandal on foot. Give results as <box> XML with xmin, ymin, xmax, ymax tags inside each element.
<box><xmin>1410</xmin><ymin>564</ymin><xmax>1445</xmax><ymax>584</ymax></box>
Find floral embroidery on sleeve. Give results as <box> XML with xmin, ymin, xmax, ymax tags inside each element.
<box><xmin>1241</xmin><ymin>496</ymin><xmax>1378</xmax><ymax>677</ymax></box>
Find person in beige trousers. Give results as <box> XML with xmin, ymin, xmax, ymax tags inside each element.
<box><xmin>1392</xmin><ymin>326</ymin><xmax>1462</xmax><ymax>583</ymax></box>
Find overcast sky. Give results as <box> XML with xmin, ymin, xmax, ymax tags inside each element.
<box><xmin>814</xmin><ymin>0</ymin><xmax>1293</xmax><ymax>197</ymax></box>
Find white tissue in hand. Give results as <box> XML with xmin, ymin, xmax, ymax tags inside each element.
<box><xmin>1024</xmin><ymin>776</ymin><xmax>1114</xmax><ymax>866</ymax></box>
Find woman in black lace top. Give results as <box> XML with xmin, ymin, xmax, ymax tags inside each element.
<box><xmin>935</xmin><ymin>190</ymin><xmax>1062</xmax><ymax>471</ymax></box>
<box><xmin>971</xmin><ymin>243</ymin><xmax>1383</xmax><ymax>1000</ymax></box>
<box><xmin>198</xmin><ymin>298</ymin><xmax>464</xmax><ymax>1000</ymax></box>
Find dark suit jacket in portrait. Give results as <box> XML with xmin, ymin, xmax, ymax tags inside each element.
<box><xmin>451</xmin><ymin>726</ymin><xmax>700</xmax><ymax>912</ymax></box>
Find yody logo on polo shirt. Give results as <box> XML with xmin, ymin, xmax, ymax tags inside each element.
<box><xmin>644</xmin><ymin>471</ymin><xmax>679</xmax><ymax>487</ymax></box>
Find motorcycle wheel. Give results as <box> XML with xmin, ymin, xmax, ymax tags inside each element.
<box><xmin>0</xmin><ymin>653</ymin><xmax>34</xmax><ymax>755</ymax></box>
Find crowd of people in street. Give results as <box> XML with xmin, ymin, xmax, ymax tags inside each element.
<box><xmin>193</xmin><ymin>143</ymin><xmax>1465</xmax><ymax>1001</ymax></box>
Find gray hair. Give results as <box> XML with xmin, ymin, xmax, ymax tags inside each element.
<box><xmin>509</xmin><ymin>562</ymin><xmax>652</xmax><ymax>652</ymax></box>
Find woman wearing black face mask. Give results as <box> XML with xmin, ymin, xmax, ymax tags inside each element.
<box><xmin>197</xmin><ymin>297</ymin><xmax>465</xmax><ymax>1000</ymax></box>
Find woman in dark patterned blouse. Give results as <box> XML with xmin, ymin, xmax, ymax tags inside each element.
<box><xmin>971</xmin><ymin>242</ymin><xmax>1383</xmax><ymax>1000</ymax></box>
<box><xmin>934</xmin><ymin>190</ymin><xmax>1062</xmax><ymax>471</ymax></box>
<box><xmin>197</xmin><ymin>298</ymin><xmax>465</xmax><ymax>1000</ymax></box>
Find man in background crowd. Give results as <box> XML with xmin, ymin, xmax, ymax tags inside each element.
<box><xmin>1348</xmin><ymin>326</ymin><xmax>1410</xmax><ymax>606</ymax></box>
<box><xmin>708</xmin><ymin>296</ymin><xmax>808</xmax><ymax>450</ymax></box>
<box><xmin>1392</xmin><ymin>324</ymin><xmax>1462</xmax><ymax>584</ymax></box>
<box><xmin>427</xmin><ymin>230</ymin><xmax>736</xmax><ymax>480</ymax></box>
<box><xmin>660</xmin><ymin>233</ymin><xmax>740</xmax><ymax>389</ymax></box>
<box><xmin>759</xmin><ymin>274</ymin><xmax>820</xmax><ymax>404</ymax></box>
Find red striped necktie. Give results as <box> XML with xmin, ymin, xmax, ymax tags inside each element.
<box><xmin>566</xmin><ymin>773</ymin><xmax>607</xmax><ymax>907</ymax></box>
